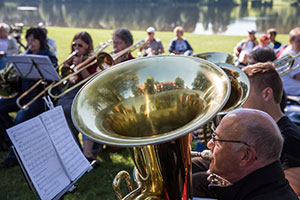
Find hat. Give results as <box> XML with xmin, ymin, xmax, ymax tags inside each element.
<box><xmin>146</xmin><ymin>27</ymin><xmax>155</xmax><ymax>33</ymax></box>
<box><xmin>260</xmin><ymin>34</ymin><xmax>269</xmax><ymax>42</ymax></box>
<box><xmin>248</xmin><ymin>29</ymin><xmax>256</xmax><ymax>34</ymax></box>
<box><xmin>267</xmin><ymin>28</ymin><xmax>277</xmax><ymax>34</ymax></box>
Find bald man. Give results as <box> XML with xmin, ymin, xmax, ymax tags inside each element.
<box><xmin>243</xmin><ymin>62</ymin><xmax>300</xmax><ymax>196</ymax></box>
<box><xmin>207</xmin><ymin>108</ymin><xmax>298</xmax><ymax>200</ymax></box>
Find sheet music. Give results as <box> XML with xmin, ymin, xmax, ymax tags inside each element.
<box><xmin>7</xmin><ymin>117</ymin><xmax>70</xmax><ymax>200</ymax></box>
<box><xmin>7</xmin><ymin>54</ymin><xmax>60</xmax><ymax>81</ymax></box>
<box><xmin>39</xmin><ymin>106</ymin><xmax>91</xmax><ymax>181</ymax></box>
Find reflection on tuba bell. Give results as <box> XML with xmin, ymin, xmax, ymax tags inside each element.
<box><xmin>193</xmin><ymin>51</ymin><xmax>250</xmax><ymax>114</ymax></box>
<box><xmin>71</xmin><ymin>55</ymin><xmax>231</xmax><ymax>199</ymax></box>
<box><xmin>192</xmin><ymin>52</ymin><xmax>250</xmax><ymax>143</ymax></box>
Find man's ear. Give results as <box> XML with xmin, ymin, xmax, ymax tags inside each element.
<box><xmin>262</xmin><ymin>87</ymin><xmax>273</xmax><ymax>102</ymax></box>
<box><xmin>240</xmin><ymin>147</ymin><xmax>257</xmax><ymax>167</ymax></box>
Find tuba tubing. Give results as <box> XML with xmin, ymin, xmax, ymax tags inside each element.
<box><xmin>71</xmin><ymin>55</ymin><xmax>232</xmax><ymax>200</ymax></box>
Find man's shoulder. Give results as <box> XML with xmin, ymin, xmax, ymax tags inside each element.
<box><xmin>278</xmin><ymin>116</ymin><xmax>300</xmax><ymax>135</ymax></box>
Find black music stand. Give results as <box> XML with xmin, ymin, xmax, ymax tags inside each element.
<box><xmin>7</xmin><ymin>55</ymin><xmax>60</xmax><ymax>109</ymax></box>
<box><xmin>7</xmin><ymin>54</ymin><xmax>60</xmax><ymax>81</ymax></box>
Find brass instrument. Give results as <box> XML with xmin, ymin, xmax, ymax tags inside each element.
<box><xmin>0</xmin><ymin>45</ymin><xmax>32</xmax><ymax>100</ymax></box>
<box><xmin>96</xmin><ymin>39</ymin><xmax>145</xmax><ymax>69</ymax></box>
<box><xmin>0</xmin><ymin>63</ymin><xmax>19</xmax><ymax>98</ymax></box>
<box><xmin>192</xmin><ymin>52</ymin><xmax>250</xmax><ymax>143</ymax></box>
<box><xmin>46</xmin><ymin>41</ymin><xmax>112</xmax><ymax>100</ymax></box>
<box><xmin>193</xmin><ymin>51</ymin><xmax>250</xmax><ymax>114</ymax></box>
<box><xmin>15</xmin><ymin>47</ymin><xmax>82</xmax><ymax>109</ymax></box>
<box><xmin>71</xmin><ymin>55</ymin><xmax>231</xmax><ymax>199</ymax></box>
<box><xmin>274</xmin><ymin>53</ymin><xmax>300</xmax><ymax>76</ymax></box>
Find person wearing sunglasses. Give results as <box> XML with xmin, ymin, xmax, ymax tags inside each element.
<box><xmin>0</xmin><ymin>27</ymin><xmax>58</xmax><ymax>168</ymax></box>
<box><xmin>139</xmin><ymin>26</ymin><xmax>164</xmax><ymax>57</ymax></box>
<box><xmin>204</xmin><ymin>108</ymin><xmax>297</xmax><ymax>200</ymax></box>
<box><xmin>56</xmin><ymin>31</ymin><xmax>101</xmax><ymax>166</ymax></box>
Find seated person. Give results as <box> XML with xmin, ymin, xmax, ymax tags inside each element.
<box><xmin>243</xmin><ymin>62</ymin><xmax>300</xmax><ymax>197</ymax></box>
<box><xmin>56</xmin><ymin>31</ymin><xmax>101</xmax><ymax>163</ymax></box>
<box><xmin>233</xmin><ymin>29</ymin><xmax>258</xmax><ymax>66</ymax></box>
<box><xmin>168</xmin><ymin>26</ymin><xmax>193</xmax><ymax>56</ymax></box>
<box><xmin>252</xmin><ymin>34</ymin><xmax>272</xmax><ymax>51</ymax></box>
<box><xmin>0</xmin><ymin>23</ymin><xmax>18</xmax><ymax>70</ymax></box>
<box><xmin>139</xmin><ymin>27</ymin><xmax>164</xmax><ymax>57</ymax></box>
<box><xmin>247</xmin><ymin>47</ymin><xmax>277</xmax><ymax>65</ymax></box>
<box><xmin>112</xmin><ymin>28</ymin><xmax>135</xmax><ymax>64</ymax></box>
<box><xmin>206</xmin><ymin>108</ymin><xmax>298</xmax><ymax>200</ymax></box>
<box><xmin>193</xmin><ymin>62</ymin><xmax>300</xmax><ymax>198</ymax></box>
<box><xmin>267</xmin><ymin>28</ymin><xmax>282</xmax><ymax>50</ymax></box>
<box><xmin>247</xmin><ymin>47</ymin><xmax>287</xmax><ymax>112</ymax></box>
<box><xmin>279</xmin><ymin>27</ymin><xmax>300</xmax><ymax>96</ymax></box>
<box><xmin>0</xmin><ymin>27</ymin><xmax>58</xmax><ymax>168</ymax></box>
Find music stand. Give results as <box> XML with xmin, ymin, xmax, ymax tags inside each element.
<box><xmin>7</xmin><ymin>54</ymin><xmax>60</xmax><ymax>82</ymax></box>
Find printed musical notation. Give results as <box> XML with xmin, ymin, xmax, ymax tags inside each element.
<box><xmin>7</xmin><ymin>106</ymin><xmax>90</xmax><ymax>200</ymax></box>
<box><xmin>40</xmin><ymin>106</ymin><xmax>90</xmax><ymax>180</ymax></box>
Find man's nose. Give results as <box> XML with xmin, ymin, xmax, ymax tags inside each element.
<box><xmin>207</xmin><ymin>139</ymin><xmax>214</xmax><ymax>150</ymax></box>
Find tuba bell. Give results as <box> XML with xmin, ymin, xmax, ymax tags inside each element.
<box><xmin>192</xmin><ymin>52</ymin><xmax>250</xmax><ymax>143</ymax></box>
<box><xmin>71</xmin><ymin>55</ymin><xmax>231</xmax><ymax>199</ymax></box>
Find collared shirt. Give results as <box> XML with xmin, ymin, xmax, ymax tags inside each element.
<box><xmin>143</xmin><ymin>38</ymin><xmax>164</xmax><ymax>56</ymax></box>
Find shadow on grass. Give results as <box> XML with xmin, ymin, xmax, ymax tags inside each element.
<box><xmin>0</xmin><ymin>148</ymin><xmax>135</xmax><ymax>200</ymax></box>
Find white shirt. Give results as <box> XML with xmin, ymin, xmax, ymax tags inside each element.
<box><xmin>237</xmin><ymin>40</ymin><xmax>256</xmax><ymax>63</ymax></box>
<box><xmin>280</xmin><ymin>46</ymin><xmax>300</xmax><ymax>96</ymax></box>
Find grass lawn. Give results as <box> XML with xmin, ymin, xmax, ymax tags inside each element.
<box><xmin>0</xmin><ymin>26</ymin><xmax>290</xmax><ymax>200</ymax></box>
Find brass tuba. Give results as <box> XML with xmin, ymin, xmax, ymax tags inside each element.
<box><xmin>192</xmin><ymin>52</ymin><xmax>250</xmax><ymax>143</ymax></box>
<box><xmin>71</xmin><ymin>55</ymin><xmax>231</xmax><ymax>199</ymax></box>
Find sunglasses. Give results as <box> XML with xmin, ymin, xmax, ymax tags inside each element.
<box><xmin>72</xmin><ymin>43</ymin><xmax>83</xmax><ymax>48</ymax></box>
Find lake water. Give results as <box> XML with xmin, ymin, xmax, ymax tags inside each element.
<box><xmin>0</xmin><ymin>0</ymin><xmax>299</xmax><ymax>36</ymax></box>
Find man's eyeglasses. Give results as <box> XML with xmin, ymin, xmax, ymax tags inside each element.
<box><xmin>211</xmin><ymin>132</ymin><xmax>252</xmax><ymax>147</ymax></box>
<box><xmin>211</xmin><ymin>132</ymin><xmax>257</xmax><ymax>160</ymax></box>
<box><xmin>72</xmin><ymin>43</ymin><xmax>83</xmax><ymax>48</ymax></box>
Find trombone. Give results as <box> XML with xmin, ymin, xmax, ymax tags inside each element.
<box><xmin>16</xmin><ymin>41</ymin><xmax>112</xmax><ymax>109</ymax></box>
<box><xmin>48</xmin><ymin>39</ymin><xmax>145</xmax><ymax>99</ymax></box>
<box><xmin>274</xmin><ymin>53</ymin><xmax>300</xmax><ymax>76</ymax></box>
<box><xmin>96</xmin><ymin>39</ymin><xmax>145</xmax><ymax>69</ymax></box>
